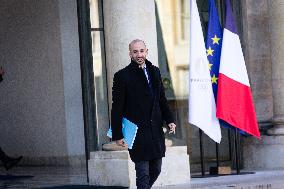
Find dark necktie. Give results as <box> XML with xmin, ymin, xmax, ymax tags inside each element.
<box><xmin>142</xmin><ymin>67</ymin><xmax>153</xmax><ymax>96</ymax></box>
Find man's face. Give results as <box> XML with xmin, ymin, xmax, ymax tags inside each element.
<box><xmin>129</xmin><ymin>41</ymin><xmax>148</xmax><ymax>65</ymax></box>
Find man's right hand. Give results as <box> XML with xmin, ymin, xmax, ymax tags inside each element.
<box><xmin>116</xmin><ymin>139</ymin><xmax>127</xmax><ymax>147</ymax></box>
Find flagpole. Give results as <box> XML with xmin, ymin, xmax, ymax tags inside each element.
<box><xmin>228</xmin><ymin>129</ymin><xmax>232</xmax><ymax>161</ymax></box>
<box><xmin>220</xmin><ymin>0</ymin><xmax>225</xmax><ymax>27</ymax></box>
<box><xmin>199</xmin><ymin>129</ymin><xmax>205</xmax><ymax>176</ymax></box>
<box><xmin>215</xmin><ymin>142</ymin><xmax>219</xmax><ymax>168</ymax></box>
<box><xmin>234</xmin><ymin>128</ymin><xmax>240</xmax><ymax>174</ymax></box>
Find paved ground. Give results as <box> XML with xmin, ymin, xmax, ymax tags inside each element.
<box><xmin>1</xmin><ymin>166</ymin><xmax>284</xmax><ymax>188</ymax></box>
<box><xmin>0</xmin><ymin>166</ymin><xmax>87</xmax><ymax>189</ymax></box>
<box><xmin>154</xmin><ymin>170</ymin><xmax>284</xmax><ymax>189</ymax></box>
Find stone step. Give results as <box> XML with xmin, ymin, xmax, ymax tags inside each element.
<box><xmin>88</xmin><ymin>146</ymin><xmax>190</xmax><ymax>188</ymax></box>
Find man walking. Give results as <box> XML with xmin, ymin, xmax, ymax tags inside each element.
<box><xmin>111</xmin><ymin>39</ymin><xmax>176</xmax><ymax>188</ymax></box>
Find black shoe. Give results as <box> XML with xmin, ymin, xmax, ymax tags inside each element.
<box><xmin>4</xmin><ymin>156</ymin><xmax>23</xmax><ymax>171</ymax></box>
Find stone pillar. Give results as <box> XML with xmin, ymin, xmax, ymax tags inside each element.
<box><xmin>267</xmin><ymin>0</ymin><xmax>284</xmax><ymax>135</ymax></box>
<box><xmin>103</xmin><ymin>0</ymin><xmax>159</xmax><ymax>106</ymax></box>
<box><xmin>241</xmin><ymin>0</ymin><xmax>273</xmax><ymax>129</ymax></box>
<box><xmin>242</xmin><ymin>0</ymin><xmax>284</xmax><ymax>169</ymax></box>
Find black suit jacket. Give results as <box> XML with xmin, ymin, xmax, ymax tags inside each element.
<box><xmin>111</xmin><ymin>59</ymin><xmax>174</xmax><ymax>162</ymax></box>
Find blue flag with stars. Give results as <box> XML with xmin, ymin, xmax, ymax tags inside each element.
<box><xmin>205</xmin><ymin>0</ymin><xmax>222</xmax><ymax>100</ymax></box>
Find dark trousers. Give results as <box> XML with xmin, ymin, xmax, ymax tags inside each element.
<box><xmin>135</xmin><ymin>158</ymin><xmax>162</xmax><ymax>189</ymax></box>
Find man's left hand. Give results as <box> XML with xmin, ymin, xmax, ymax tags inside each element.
<box><xmin>167</xmin><ymin>123</ymin><xmax>176</xmax><ymax>134</ymax></box>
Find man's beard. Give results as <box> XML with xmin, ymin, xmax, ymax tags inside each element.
<box><xmin>135</xmin><ymin>57</ymin><xmax>145</xmax><ymax>64</ymax></box>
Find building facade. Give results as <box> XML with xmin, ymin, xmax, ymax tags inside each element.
<box><xmin>0</xmin><ymin>0</ymin><xmax>283</xmax><ymax>176</ymax></box>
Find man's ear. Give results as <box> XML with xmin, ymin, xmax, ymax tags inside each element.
<box><xmin>129</xmin><ymin>52</ymin><xmax>132</xmax><ymax>59</ymax></box>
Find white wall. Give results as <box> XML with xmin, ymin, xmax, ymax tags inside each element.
<box><xmin>0</xmin><ymin>0</ymin><xmax>85</xmax><ymax>165</ymax></box>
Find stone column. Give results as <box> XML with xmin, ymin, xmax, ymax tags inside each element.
<box><xmin>241</xmin><ymin>0</ymin><xmax>273</xmax><ymax>130</ymax></box>
<box><xmin>103</xmin><ymin>0</ymin><xmax>159</xmax><ymax>106</ymax></box>
<box><xmin>242</xmin><ymin>0</ymin><xmax>284</xmax><ymax>170</ymax></box>
<box><xmin>267</xmin><ymin>0</ymin><xmax>284</xmax><ymax>135</ymax></box>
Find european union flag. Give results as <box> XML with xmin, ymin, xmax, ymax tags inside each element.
<box><xmin>205</xmin><ymin>0</ymin><xmax>222</xmax><ymax>100</ymax></box>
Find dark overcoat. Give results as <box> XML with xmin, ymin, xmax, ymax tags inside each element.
<box><xmin>111</xmin><ymin>59</ymin><xmax>174</xmax><ymax>162</ymax></box>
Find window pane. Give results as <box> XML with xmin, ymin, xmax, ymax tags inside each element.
<box><xmin>91</xmin><ymin>31</ymin><xmax>109</xmax><ymax>149</ymax></box>
<box><xmin>89</xmin><ymin>0</ymin><xmax>103</xmax><ymax>28</ymax></box>
<box><xmin>155</xmin><ymin>0</ymin><xmax>232</xmax><ymax>173</ymax></box>
<box><xmin>155</xmin><ymin>0</ymin><xmax>190</xmax><ymax>147</ymax></box>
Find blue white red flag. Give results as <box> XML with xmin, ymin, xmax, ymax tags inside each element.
<box><xmin>216</xmin><ymin>0</ymin><xmax>260</xmax><ymax>138</ymax></box>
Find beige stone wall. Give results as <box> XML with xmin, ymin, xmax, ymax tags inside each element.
<box><xmin>0</xmin><ymin>0</ymin><xmax>85</xmax><ymax>165</ymax></box>
<box><xmin>268</xmin><ymin>0</ymin><xmax>284</xmax><ymax>128</ymax></box>
<box><xmin>242</xmin><ymin>0</ymin><xmax>284</xmax><ymax>169</ymax></box>
<box><xmin>241</xmin><ymin>0</ymin><xmax>273</xmax><ymax>126</ymax></box>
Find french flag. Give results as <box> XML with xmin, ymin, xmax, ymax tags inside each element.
<box><xmin>216</xmin><ymin>0</ymin><xmax>260</xmax><ymax>138</ymax></box>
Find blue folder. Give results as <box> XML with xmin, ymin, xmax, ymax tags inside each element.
<box><xmin>107</xmin><ymin>117</ymin><xmax>138</xmax><ymax>149</ymax></box>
